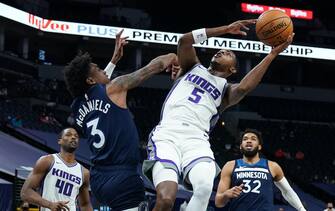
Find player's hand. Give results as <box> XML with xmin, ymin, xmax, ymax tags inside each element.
<box><xmin>271</xmin><ymin>33</ymin><xmax>295</xmax><ymax>56</ymax></box>
<box><xmin>49</xmin><ymin>201</ymin><xmax>70</xmax><ymax>211</ymax></box>
<box><xmin>224</xmin><ymin>184</ymin><xmax>244</xmax><ymax>199</ymax></box>
<box><xmin>226</xmin><ymin>19</ymin><xmax>257</xmax><ymax>36</ymax></box>
<box><xmin>160</xmin><ymin>53</ymin><xmax>178</xmax><ymax>71</ymax></box>
<box><xmin>161</xmin><ymin>53</ymin><xmax>182</xmax><ymax>79</ymax></box>
<box><xmin>111</xmin><ymin>29</ymin><xmax>129</xmax><ymax>64</ymax></box>
<box><xmin>170</xmin><ymin>64</ymin><xmax>182</xmax><ymax>80</ymax></box>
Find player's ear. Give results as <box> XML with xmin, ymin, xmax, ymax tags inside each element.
<box><xmin>86</xmin><ymin>77</ymin><xmax>96</xmax><ymax>85</ymax></box>
<box><xmin>258</xmin><ymin>144</ymin><xmax>262</xmax><ymax>151</ymax></box>
<box><xmin>58</xmin><ymin>138</ymin><xmax>62</xmax><ymax>145</ymax></box>
<box><xmin>230</xmin><ymin>67</ymin><xmax>237</xmax><ymax>74</ymax></box>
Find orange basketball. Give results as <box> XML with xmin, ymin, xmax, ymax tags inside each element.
<box><xmin>256</xmin><ymin>9</ymin><xmax>293</xmax><ymax>47</ymax></box>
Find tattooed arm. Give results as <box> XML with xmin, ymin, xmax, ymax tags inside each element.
<box><xmin>106</xmin><ymin>53</ymin><xmax>178</xmax><ymax>108</ymax></box>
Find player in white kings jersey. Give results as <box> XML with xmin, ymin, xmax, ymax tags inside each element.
<box><xmin>143</xmin><ymin>19</ymin><xmax>294</xmax><ymax>211</ymax></box>
<box><xmin>21</xmin><ymin>128</ymin><xmax>92</xmax><ymax>211</ymax></box>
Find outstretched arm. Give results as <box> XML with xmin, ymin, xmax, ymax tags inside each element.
<box><xmin>21</xmin><ymin>155</ymin><xmax>70</xmax><ymax>211</ymax></box>
<box><xmin>215</xmin><ymin>161</ymin><xmax>243</xmax><ymax>208</ymax></box>
<box><xmin>178</xmin><ymin>19</ymin><xmax>256</xmax><ymax>72</ymax></box>
<box><xmin>221</xmin><ymin>33</ymin><xmax>294</xmax><ymax>110</ymax></box>
<box><xmin>104</xmin><ymin>29</ymin><xmax>129</xmax><ymax>79</ymax></box>
<box><xmin>106</xmin><ymin>53</ymin><xmax>178</xmax><ymax>108</ymax></box>
<box><xmin>109</xmin><ymin>53</ymin><xmax>177</xmax><ymax>91</ymax></box>
<box><xmin>270</xmin><ymin>161</ymin><xmax>306</xmax><ymax>211</ymax></box>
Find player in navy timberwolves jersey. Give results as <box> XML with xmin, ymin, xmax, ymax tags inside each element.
<box><xmin>21</xmin><ymin>128</ymin><xmax>92</xmax><ymax>211</ymax></box>
<box><xmin>215</xmin><ymin>129</ymin><xmax>306</xmax><ymax>211</ymax></box>
<box><xmin>64</xmin><ymin>30</ymin><xmax>179</xmax><ymax>210</ymax></box>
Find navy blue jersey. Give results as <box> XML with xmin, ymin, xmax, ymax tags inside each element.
<box><xmin>229</xmin><ymin>158</ymin><xmax>274</xmax><ymax>211</ymax></box>
<box><xmin>71</xmin><ymin>84</ymin><xmax>140</xmax><ymax>167</ymax></box>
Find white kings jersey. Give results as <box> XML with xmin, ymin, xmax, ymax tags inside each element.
<box><xmin>40</xmin><ymin>154</ymin><xmax>83</xmax><ymax>211</ymax></box>
<box><xmin>159</xmin><ymin>64</ymin><xmax>228</xmax><ymax>133</ymax></box>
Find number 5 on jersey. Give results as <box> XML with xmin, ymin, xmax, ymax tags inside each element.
<box><xmin>188</xmin><ymin>87</ymin><xmax>205</xmax><ymax>104</ymax></box>
<box><xmin>87</xmin><ymin>118</ymin><xmax>105</xmax><ymax>149</ymax></box>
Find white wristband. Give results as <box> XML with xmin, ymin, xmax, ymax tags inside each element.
<box><xmin>192</xmin><ymin>28</ymin><xmax>207</xmax><ymax>43</ymax></box>
<box><xmin>104</xmin><ymin>62</ymin><xmax>116</xmax><ymax>79</ymax></box>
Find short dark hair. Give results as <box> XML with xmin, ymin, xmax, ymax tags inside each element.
<box><xmin>64</xmin><ymin>52</ymin><xmax>92</xmax><ymax>97</ymax></box>
<box><xmin>239</xmin><ymin>128</ymin><xmax>263</xmax><ymax>145</ymax></box>
<box><xmin>58</xmin><ymin>127</ymin><xmax>76</xmax><ymax>140</ymax></box>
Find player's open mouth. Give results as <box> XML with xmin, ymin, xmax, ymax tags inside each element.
<box><xmin>70</xmin><ymin>141</ymin><xmax>77</xmax><ymax>146</ymax></box>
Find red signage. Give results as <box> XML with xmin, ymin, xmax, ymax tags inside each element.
<box><xmin>28</xmin><ymin>14</ymin><xmax>70</xmax><ymax>31</ymax></box>
<box><xmin>241</xmin><ymin>3</ymin><xmax>313</xmax><ymax>20</ymax></box>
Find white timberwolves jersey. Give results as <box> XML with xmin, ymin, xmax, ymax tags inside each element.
<box><xmin>160</xmin><ymin>64</ymin><xmax>228</xmax><ymax>133</ymax></box>
<box><xmin>41</xmin><ymin>154</ymin><xmax>83</xmax><ymax>211</ymax></box>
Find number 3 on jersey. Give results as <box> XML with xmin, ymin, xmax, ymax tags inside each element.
<box><xmin>87</xmin><ymin>118</ymin><xmax>105</xmax><ymax>149</ymax></box>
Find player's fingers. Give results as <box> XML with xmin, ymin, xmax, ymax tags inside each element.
<box><xmin>242</xmin><ymin>19</ymin><xmax>257</xmax><ymax>25</ymax></box>
<box><xmin>231</xmin><ymin>188</ymin><xmax>238</xmax><ymax>194</ymax></box>
<box><xmin>234</xmin><ymin>186</ymin><xmax>243</xmax><ymax>191</ymax></box>
<box><xmin>165</xmin><ymin>66</ymin><xmax>171</xmax><ymax>72</ymax></box>
<box><xmin>235</xmin><ymin>186</ymin><xmax>243</xmax><ymax>191</ymax></box>
<box><xmin>232</xmin><ymin>192</ymin><xmax>240</xmax><ymax>198</ymax></box>
<box><xmin>121</xmin><ymin>40</ymin><xmax>129</xmax><ymax>46</ymax></box>
<box><xmin>116</xmin><ymin>29</ymin><xmax>124</xmax><ymax>37</ymax></box>
<box><xmin>121</xmin><ymin>36</ymin><xmax>129</xmax><ymax>41</ymax></box>
<box><xmin>287</xmin><ymin>33</ymin><xmax>295</xmax><ymax>43</ymax></box>
<box><xmin>239</xmin><ymin>23</ymin><xmax>250</xmax><ymax>31</ymax></box>
<box><xmin>59</xmin><ymin>201</ymin><xmax>70</xmax><ymax>210</ymax></box>
<box><xmin>171</xmin><ymin>72</ymin><xmax>177</xmax><ymax>80</ymax></box>
<box><xmin>172</xmin><ymin>65</ymin><xmax>181</xmax><ymax>71</ymax></box>
<box><xmin>60</xmin><ymin>204</ymin><xmax>70</xmax><ymax>211</ymax></box>
<box><xmin>275</xmin><ymin>33</ymin><xmax>294</xmax><ymax>49</ymax></box>
<box><xmin>240</xmin><ymin>31</ymin><xmax>247</xmax><ymax>36</ymax></box>
<box><xmin>56</xmin><ymin>204</ymin><xmax>65</xmax><ymax>211</ymax></box>
<box><xmin>235</xmin><ymin>187</ymin><xmax>243</xmax><ymax>193</ymax></box>
<box><xmin>234</xmin><ymin>191</ymin><xmax>242</xmax><ymax>196</ymax></box>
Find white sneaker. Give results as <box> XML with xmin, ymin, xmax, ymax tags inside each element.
<box><xmin>179</xmin><ymin>201</ymin><xmax>188</xmax><ymax>211</ymax></box>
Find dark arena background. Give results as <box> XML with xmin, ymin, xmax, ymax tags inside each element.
<box><xmin>0</xmin><ymin>0</ymin><xmax>334</xmax><ymax>210</ymax></box>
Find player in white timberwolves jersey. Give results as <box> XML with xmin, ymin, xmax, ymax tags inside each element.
<box><xmin>21</xmin><ymin>128</ymin><xmax>92</xmax><ymax>211</ymax></box>
<box><xmin>143</xmin><ymin>20</ymin><xmax>294</xmax><ymax>211</ymax></box>
<box><xmin>215</xmin><ymin>129</ymin><xmax>305</xmax><ymax>211</ymax></box>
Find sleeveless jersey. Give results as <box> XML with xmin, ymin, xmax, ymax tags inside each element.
<box><xmin>229</xmin><ymin>158</ymin><xmax>274</xmax><ymax>211</ymax></box>
<box><xmin>41</xmin><ymin>154</ymin><xmax>83</xmax><ymax>211</ymax></box>
<box><xmin>71</xmin><ymin>84</ymin><xmax>140</xmax><ymax>167</ymax></box>
<box><xmin>158</xmin><ymin>64</ymin><xmax>228</xmax><ymax>133</ymax></box>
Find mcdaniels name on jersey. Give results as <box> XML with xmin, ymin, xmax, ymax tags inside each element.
<box><xmin>76</xmin><ymin>99</ymin><xmax>110</xmax><ymax>127</ymax></box>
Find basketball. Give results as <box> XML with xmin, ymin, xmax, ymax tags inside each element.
<box><xmin>256</xmin><ymin>9</ymin><xmax>293</xmax><ymax>47</ymax></box>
